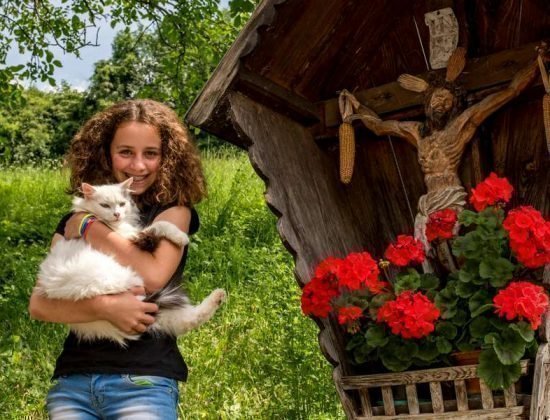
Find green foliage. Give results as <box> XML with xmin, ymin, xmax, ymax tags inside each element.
<box><xmin>86</xmin><ymin>12</ymin><xmax>238</xmax><ymax>117</ymax></box>
<box><xmin>0</xmin><ymin>157</ymin><xmax>343</xmax><ymax>418</ymax></box>
<box><xmin>394</xmin><ymin>269</ymin><xmax>420</xmax><ymax>294</ymax></box>
<box><xmin>477</xmin><ymin>348</ymin><xmax>522</xmax><ymax>390</ymax></box>
<box><xmin>0</xmin><ymin>86</ymin><xmax>86</xmax><ymax>166</ymax></box>
<box><xmin>0</xmin><ymin>0</ymin><xmax>261</xmax><ymax>114</ymax></box>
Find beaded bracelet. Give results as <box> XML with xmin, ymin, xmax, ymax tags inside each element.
<box><xmin>78</xmin><ymin>214</ymin><xmax>97</xmax><ymax>239</ymax></box>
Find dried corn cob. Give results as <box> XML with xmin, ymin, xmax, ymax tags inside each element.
<box><xmin>543</xmin><ymin>94</ymin><xmax>550</xmax><ymax>154</ymax></box>
<box><xmin>339</xmin><ymin>121</ymin><xmax>355</xmax><ymax>184</ymax></box>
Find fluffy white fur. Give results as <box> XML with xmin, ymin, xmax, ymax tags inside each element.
<box><xmin>36</xmin><ymin>179</ymin><xmax>225</xmax><ymax>346</ymax></box>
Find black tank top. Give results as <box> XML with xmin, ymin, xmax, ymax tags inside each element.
<box><xmin>52</xmin><ymin>205</ymin><xmax>199</xmax><ymax>381</ymax></box>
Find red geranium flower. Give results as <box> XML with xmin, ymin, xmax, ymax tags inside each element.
<box><xmin>493</xmin><ymin>281</ymin><xmax>549</xmax><ymax>330</ymax></box>
<box><xmin>313</xmin><ymin>256</ymin><xmax>343</xmax><ymax>280</ymax></box>
<box><xmin>384</xmin><ymin>235</ymin><xmax>425</xmax><ymax>267</ymax></box>
<box><xmin>503</xmin><ymin>206</ymin><xmax>550</xmax><ymax>268</ymax></box>
<box><xmin>337</xmin><ymin>306</ymin><xmax>364</xmax><ymax>325</ymax></box>
<box><xmin>301</xmin><ymin>272</ymin><xmax>340</xmax><ymax>318</ymax></box>
<box><xmin>469</xmin><ymin>172</ymin><xmax>513</xmax><ymax>211</ymax></box>
<box><xmin>337</xmin><ymin>252</ymin><xmax>385</xmax><ymax>293</ymax></box>
<box><xmin>377</xmin><ymin>291</ymin><xmax>440</xmax><ymax>339</ymax></box>
<box><xmin>426</xmin><ymin>208</ymin><xmax>458</xmax><ymax>242</ymax></box>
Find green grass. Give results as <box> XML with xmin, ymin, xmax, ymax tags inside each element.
<box><xmin>0</xmin><ymin>150</ymin><xmax>344</xmax><ymax>419</ymax></box>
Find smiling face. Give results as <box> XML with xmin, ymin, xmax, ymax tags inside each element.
<box><xmin>110</xmin><ymin>121</ymin><xmax>162</xmax><ymax>195</ymax></box>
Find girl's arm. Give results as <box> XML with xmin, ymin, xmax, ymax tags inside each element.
<box><xmin>28</xmin><ymin>233</ymin><xmax>158</xmax><ymax>334</ymax></box>
<box><xmin>65</xmin><ymin>206</ymin><xmax>192</xmax><ymax>292</ymax></box>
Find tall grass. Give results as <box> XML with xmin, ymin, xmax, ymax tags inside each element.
<box><xmin>0</xmin><ymin>151</ymin><xmax>344</xmax><ymax>419</ymax></box>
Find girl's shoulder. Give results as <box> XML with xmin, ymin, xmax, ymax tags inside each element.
<box><xmin>143</xmin><ymin>205</ymin><xmax>199</xmax><ymax>235</ymax></box>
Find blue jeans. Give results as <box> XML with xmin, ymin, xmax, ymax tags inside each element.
<box><xmin>46</xmin><ymin>373</ymin><xmax>179</xmax><ymax>419</ymax></box>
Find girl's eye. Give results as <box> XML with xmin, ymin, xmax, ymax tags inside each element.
<box><xmin>119</xmin><ymin>202</ymin><xmax>126</xmax><ymax>207</ymax></box>
<box><xmin>100</xmin><ymin>203</ymin><xmax>110</xmax><ymax>208</ymax></box>
<box><xmin>145</xmin><ymin>151</ymin><xmax>159</xmax><ymax>158</ymax></box>
<box><xmin>120</xmin><ymin>150</ymin><xmax>132</xmax><ymax>156</ymax></box>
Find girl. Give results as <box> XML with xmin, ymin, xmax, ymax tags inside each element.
<box><xmin>29</xmin><ymin>99</ymin><xmax>206</xmax><ymax>419</ymax></box>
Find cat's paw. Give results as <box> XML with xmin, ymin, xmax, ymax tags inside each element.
<box><xmin>209</xmin><ymin>288</ymin><xmax>226</xmax><ymax>306</ymax></box>
<box><xmin>144</xmin><ymin>222</ymin><xmax>189</xmax><ymax>248</ymax></box>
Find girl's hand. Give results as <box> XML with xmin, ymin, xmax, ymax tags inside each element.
<box><xmin>95</xmin><ymin>286</ymin><xmax>159</xmax><ymax>334</ymax></box>
<box><xmin>64</xmin><ymin>212</ymin><xmax>87</xmax><ymax>240</ymax></box>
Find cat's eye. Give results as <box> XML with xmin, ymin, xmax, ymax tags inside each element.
<box><xmin>119</xmin><ymin>202</ymin><xmax>126</xmax><ymax>207</ymax></box>
<box><xmin>100</xmin><ymin>203</ymin><xmax>110</xmax><ymax>208</ymax></box>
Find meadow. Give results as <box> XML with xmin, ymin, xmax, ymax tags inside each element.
<box><xmin>0</xmin><ymin>149</ymin><xmax>344</xmax><ymax>419</ymax></box>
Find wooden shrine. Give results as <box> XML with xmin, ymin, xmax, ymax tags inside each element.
<box><xmin>187</xmin><ymin>0</ymin><xmax>550</xmax><ymax>418</ymax></box>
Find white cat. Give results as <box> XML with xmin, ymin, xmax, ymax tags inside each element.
<box><xmin>36</xmin><ymin>178</ymin><xmax>226</xmax><ymax>346</ymax></box>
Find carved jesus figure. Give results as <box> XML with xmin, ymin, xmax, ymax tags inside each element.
<box><xmin>342</xmin><ymin>48</ymin><xmax>540</xmax><ymax>250</ymax></box>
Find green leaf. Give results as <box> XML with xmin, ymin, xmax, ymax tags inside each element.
<box><xmin>435</xmin><ymin>337</ymin><xmax>452</xmax><ymax>354</ymax></box>
<box><xmin>346</xmin><ymin>333</ymin><xmax>366</xmax><ymax>351</ymax></box>
<box><xmin>484</xmin><ymin>332</ymin><xmax>500</xmax><ymax>345</ymax></box>
<box><xmin>471</xmin><ymin>303</ymin><xmax>493</xmax><ymax>318</ymax></box>
<box><xmin>478</xmin><ymin>348</ymin><xmax>522</xmax><ymax>390</ymax></box>
<box><xmin>453</xmin><ymin>231</ymin><xmax>485</xmax><ymax>260</ymax></box>
<box><xmin>469</xmin><ymin>290</ymin><xmax>492</xmax><ymax>317</ymax></box>
<box><xmin>394</xmin><ymin>269</ymin><xmax>421</xmax><ymax>294</ymax></box>
<box><xmin>434</xmin><ymin>283</ymin><xmax>459</xmax><ymax>319</ymax></box>
<box><xmin>451</xmin><ymin>309</ymin><xmax>468</xmax><ymax>326</ymax></box>
<box><xmin>352</xmin><ymin>342</ymin><xmax>375</xmax><ymax>364</ymax></box>
<box><xmin>416</xmin><ymin>340</ymin><xmax>440</xmax><ymax>362</ymax></box>
<box><xmin>458</xmin><ymin>210</ymin><xmax>478</xmax><ymax>226</ymax></box>
<box><xmin>469</xmin><ymin>317</ymin><xmax>493</xmax><ymax>339</ymax></box>
<box><xmin>510</xmin><ymin>322</ymin><xmax>535</xmax><ymax>343</ymax></box>
<box><xmin>492</xmin><ymin>328</ymin><xmax>526</xmax><ymax>365</ymax></box>
<box><xmin>455</xmin><ymin>280</ymin><xmax>478</xmax><ymax>298</ymax></box>
<box><xmin>395</xmin><ymin>341</ymin><xmax>418</xmax><ymax>361</ymax></box>
<box><xmin>365</xmin><ymin>325</ymin><xmax>389</xmax><ymax>347</ymax></box>
<box><xmin>479</xmin><ymin>257</ymin><xmax>515</xmax><ymax>287</ymax></box>
<box><xmin>490</xmin><ymin>317</ymin><xmax>510</xmax><ymax>331</ymax></box>
<box><xmin>420</xmin><ymin>273</ymin><xmax>439</xmax><ymax>291</ymax></box>
<box><xmin>456</xmin><ymin>342</ymin><xmax>477</xmax><ymax>352</ymax></box>
<box><xmin>380</xmin><ymin>350</ymin><xmax>412</xmax><ymax>372</ymax></box>
<box><xmin>458</xmin><ymin>268</ymin><xmax>475</xmax><ymax>283</ymax></box>
<box><xmin>436</xmin><ymin>322</ymin><xmax>458</xmax><ymax>340</ymax></box>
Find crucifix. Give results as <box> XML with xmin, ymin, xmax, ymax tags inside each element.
<box><xmin>340</xmin><ymin>46</ymin><xmax>544</xmax><ymax>261</ymax></box>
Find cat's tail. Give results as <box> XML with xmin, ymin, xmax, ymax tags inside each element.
<box><xmin>144</xmin><ymin>282</ymin><xmax>190</xmax><ymax>310</ymax></box>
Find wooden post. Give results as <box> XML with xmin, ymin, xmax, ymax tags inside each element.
<box><xmin>429</xmin><ymin>381</ymin><xmax>444</xmax><ymax>413</ymax></box>
<box><xmin>405</xmin><ymin>384</ymin><xmax>420</xmax><ymax>414</ymax></box>
<box><xmin>358</xmin><ymin>389</ymin><xmax>373</xmax><ymax>417</ymax></box>
<box><xmin>453</xmin><ymin>379</ymin><xmax>468</xmax><ymax>411</ymax></box>
<box><xmin>479</xmin><ymin>379</ymin><xmax>494</xmax><ymax>409</ymax></box>
<box><xmin>381</xmin><ymin>386</ymin><xmax>396</xmax><ymax>416</ymax></box>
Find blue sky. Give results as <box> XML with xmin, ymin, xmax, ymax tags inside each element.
<box><xmin>7</xmin><ymin>0</ymin><xmax>230</xmax><ymax>91</ymax></box>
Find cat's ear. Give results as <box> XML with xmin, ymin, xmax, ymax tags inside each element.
<box><xmin>81</xmin><ymin>183</ymin><xmax>96</xmax><ymax>197</ymax></box>
<box><xmin>120</xmin><ymin>177</ymin><xmax>134</xmax><ymax>190</ymax></box>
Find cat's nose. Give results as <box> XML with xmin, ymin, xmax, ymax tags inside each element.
<box><xmin>114</xmin><ymin>212</ymin><xmax>120</xmax><ymax>219</ymax></box>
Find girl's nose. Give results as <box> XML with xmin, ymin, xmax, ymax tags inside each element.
<box><xmin>131</xmin><ymin>156</ymin><xmax>146</xmax><ymax>171</ymax></box>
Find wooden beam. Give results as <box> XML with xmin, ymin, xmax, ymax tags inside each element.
<box><xmin>235</xmin><ymin>67</ymin><xmax>321</xmax><ymax>125</ymax></box>
<box><xmin>320</xmin><ymin>41</ymin><xmax>540</xmax><ymax>129</ymax></box>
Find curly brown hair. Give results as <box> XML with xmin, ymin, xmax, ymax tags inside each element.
<box><xmin>67</xmin><ymin>99</ymin><xmax>206</xmax><ymax>207</ymax></box>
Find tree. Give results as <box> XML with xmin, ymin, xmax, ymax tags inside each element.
<box><xmin>85</xmin><ymin>7</ymin><xmax>238</xmax><ymax>116</ymax></box>
<box><xmin>0</xmin><ymin>0</ymin><xmax>258</xmax><ymax>108</ymax></box>
<box><xmin>0</xmin><ymin>85</ymin><xmax>85</xmax><ymax>165</ymax></box>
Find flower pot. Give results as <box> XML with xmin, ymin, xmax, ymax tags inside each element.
<box><xmin>450</xmin><ymin>350</ymin><xmax>481</xmax><ymax>394</ymax></box>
